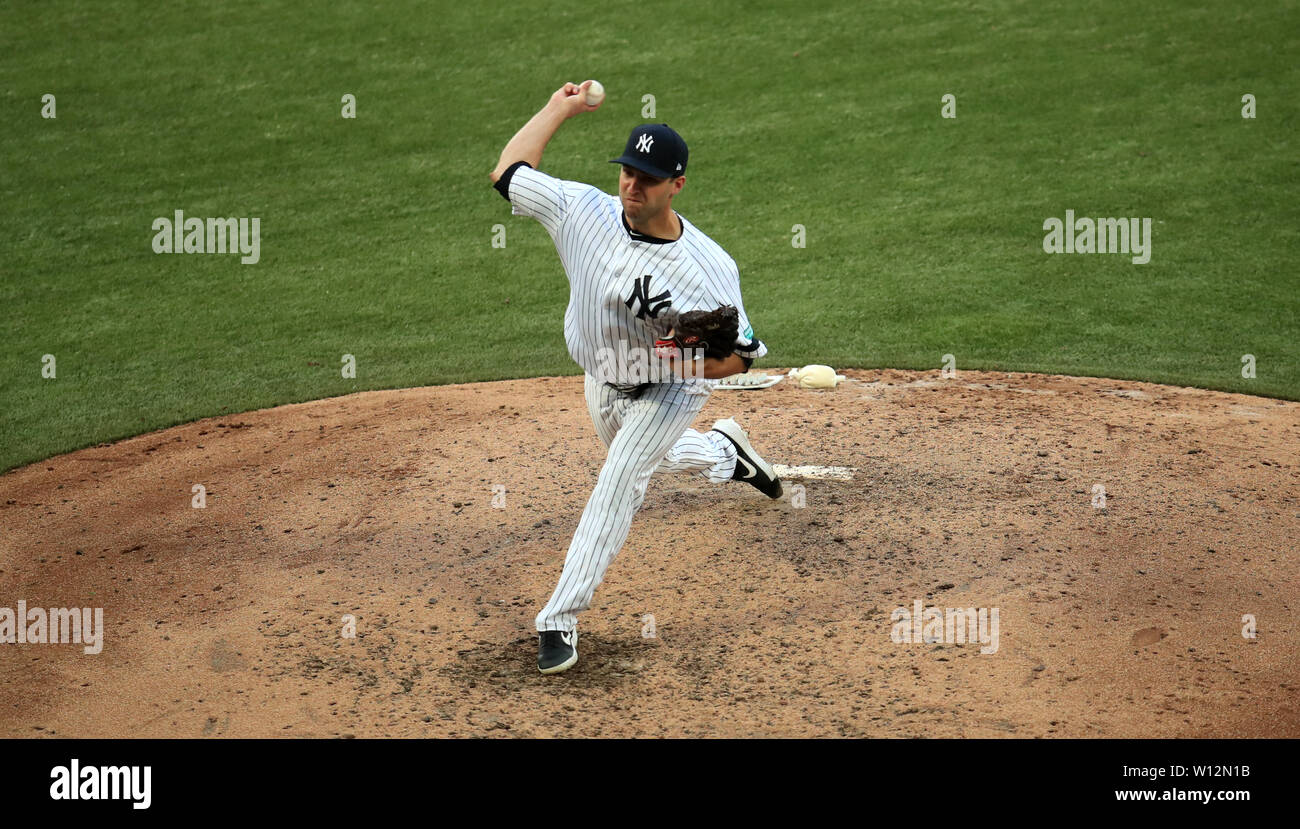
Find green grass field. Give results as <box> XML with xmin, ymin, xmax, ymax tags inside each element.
<box><xmin>2</xmin><ymin>0</ymin><xmax>1297</xmax><ymax>473</ymax></box>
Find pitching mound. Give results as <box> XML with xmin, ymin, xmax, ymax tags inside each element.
<box><xmin>1</xmin><ymin>369</ymin><xmax>1296</xmax><ymax>737</ymax></box>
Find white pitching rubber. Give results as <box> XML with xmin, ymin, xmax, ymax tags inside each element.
<box><xmin>772</xmin><ymin>464</ymin><xmax>856</xmax><ymax>481</ymax></box>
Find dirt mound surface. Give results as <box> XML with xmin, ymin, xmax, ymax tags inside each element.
<box><xmin>1</xmin><ymin>369</ymin><xmax>1296</xmax><ymax>737</ymax></box>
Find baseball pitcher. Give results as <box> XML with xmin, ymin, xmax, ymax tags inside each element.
<box><xmin>490</xmin><ymin>80</ymin><xmax>782</xmax><ymax>674</ymax></box>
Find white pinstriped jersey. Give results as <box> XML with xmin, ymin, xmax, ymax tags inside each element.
<box><xmin>500</xmin><ymin>163</ymin><xmax>766</xmax><ymax>391</ymax></box>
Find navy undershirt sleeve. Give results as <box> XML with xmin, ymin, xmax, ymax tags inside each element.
<box><xmin>493</xmin><ymin>160</ymin><xmax>533</xmax><ymax>200</ymax></box>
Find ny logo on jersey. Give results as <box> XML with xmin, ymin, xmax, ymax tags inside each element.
<box><xmin>625</xmin><ymin>274</ymin><xmax>672</xmax><ymax>320</ymax></box>
<box><xmin>636</xmin><ymin>133</ymin><xmax>654</xmax><ymax>153</ymax></box>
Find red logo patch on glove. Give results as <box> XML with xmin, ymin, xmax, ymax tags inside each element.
<box><xmin>654</xmin><ymin>338</ymin><xmax>681</xmax><ymax>360</ymax></box>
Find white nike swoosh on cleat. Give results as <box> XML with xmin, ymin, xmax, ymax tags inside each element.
<box><xmin>736</xmin><ymin>457</ymin><xmax>758</xmax><ymax>479</ymax></box>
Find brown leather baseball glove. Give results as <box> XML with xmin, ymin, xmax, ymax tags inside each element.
<box><xmin>654</xmin><ymin>305</ymin><xmax>740</xmax><ymax>361</ymax></box>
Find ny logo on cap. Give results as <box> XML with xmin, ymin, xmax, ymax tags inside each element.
<box><xmin>636</xmin><ymin>134</ymin><xmax>654</xmax><ymax>153</ymax></box>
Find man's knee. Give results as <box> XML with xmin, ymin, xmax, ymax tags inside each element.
<box><xmin>629</xmin><ymin>470</ymin><xmax>654</xmax><ymax>512</ymax></box>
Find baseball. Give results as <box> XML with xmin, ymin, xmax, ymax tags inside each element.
<box><xmin>585</xmin><ymin>80</ymin><xmax>605</xmax><ymax>107</ymax></box>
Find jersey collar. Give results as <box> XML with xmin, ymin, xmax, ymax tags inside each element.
<box><xmin>621</xmin><ymin>210</ymin><xmax>682</xmax><ymax>244</ymax></box>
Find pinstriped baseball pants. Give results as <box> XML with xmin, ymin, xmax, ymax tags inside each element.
<box><xmin>534</xmin><ymin>373</ymin><xmax>738</xmax><ymax>633</ymax></box>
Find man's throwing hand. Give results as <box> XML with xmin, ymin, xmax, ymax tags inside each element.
<box><xmin>551</xmin><ymin>81</ymin><xmax>603</xmax><ymax>119</ymax></box>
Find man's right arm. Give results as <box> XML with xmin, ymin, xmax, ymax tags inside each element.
<box><xmin>490</xmin><ymin>80</ymin><xmax>601</xmax><ymax>184</ymax></box>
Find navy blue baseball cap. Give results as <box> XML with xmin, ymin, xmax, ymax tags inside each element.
<box><xmin>609</xmin><ymin>123</ymin><xmax>688</xmax><ymax>179</ymax></box>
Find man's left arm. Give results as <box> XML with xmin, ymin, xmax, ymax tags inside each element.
<box><xmin>701</xmin><ymin>352</ymin><xmax>748</xmax><ymax>379</ymax></box>
<box><xmin>713</xmin><ymin>256</ymin><xmax>766</xmax><ymax>376</ymax></box>
<box><xmin>658</xmin><ymin>261</ymin><xmax>766</xmax><ymax>379</ymax></box>
<box><xmin>658</xmin><ymin>350</ymin><xmax>745</xmax><ymax>380</ymax></box>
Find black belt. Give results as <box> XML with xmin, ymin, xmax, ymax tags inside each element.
<box><xmin>605</xmin><ymin>381</ymin><xmax>652</xmax><ymax>398</ymax></box>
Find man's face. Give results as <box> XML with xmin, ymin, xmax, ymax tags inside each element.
<box><xmin>619</xmin><ymin>164</ymin><xmax>684</xmax><ymax>222</ymax></box>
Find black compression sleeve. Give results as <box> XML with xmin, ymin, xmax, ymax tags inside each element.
<box><xmin>493</xmin><ymin>160</ymin><xmax>533</xmax><ymax>200</ymax></box>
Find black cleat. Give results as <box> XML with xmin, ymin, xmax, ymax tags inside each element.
<box><xmin>538</xmin><ymin>629</ymin><xmax>578</xmax><ymax>674</ymax></box>
<box><xmin>710</xmin><ymin>417</ymin><xmax>783</xmax><ymax>499</ymax></box>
